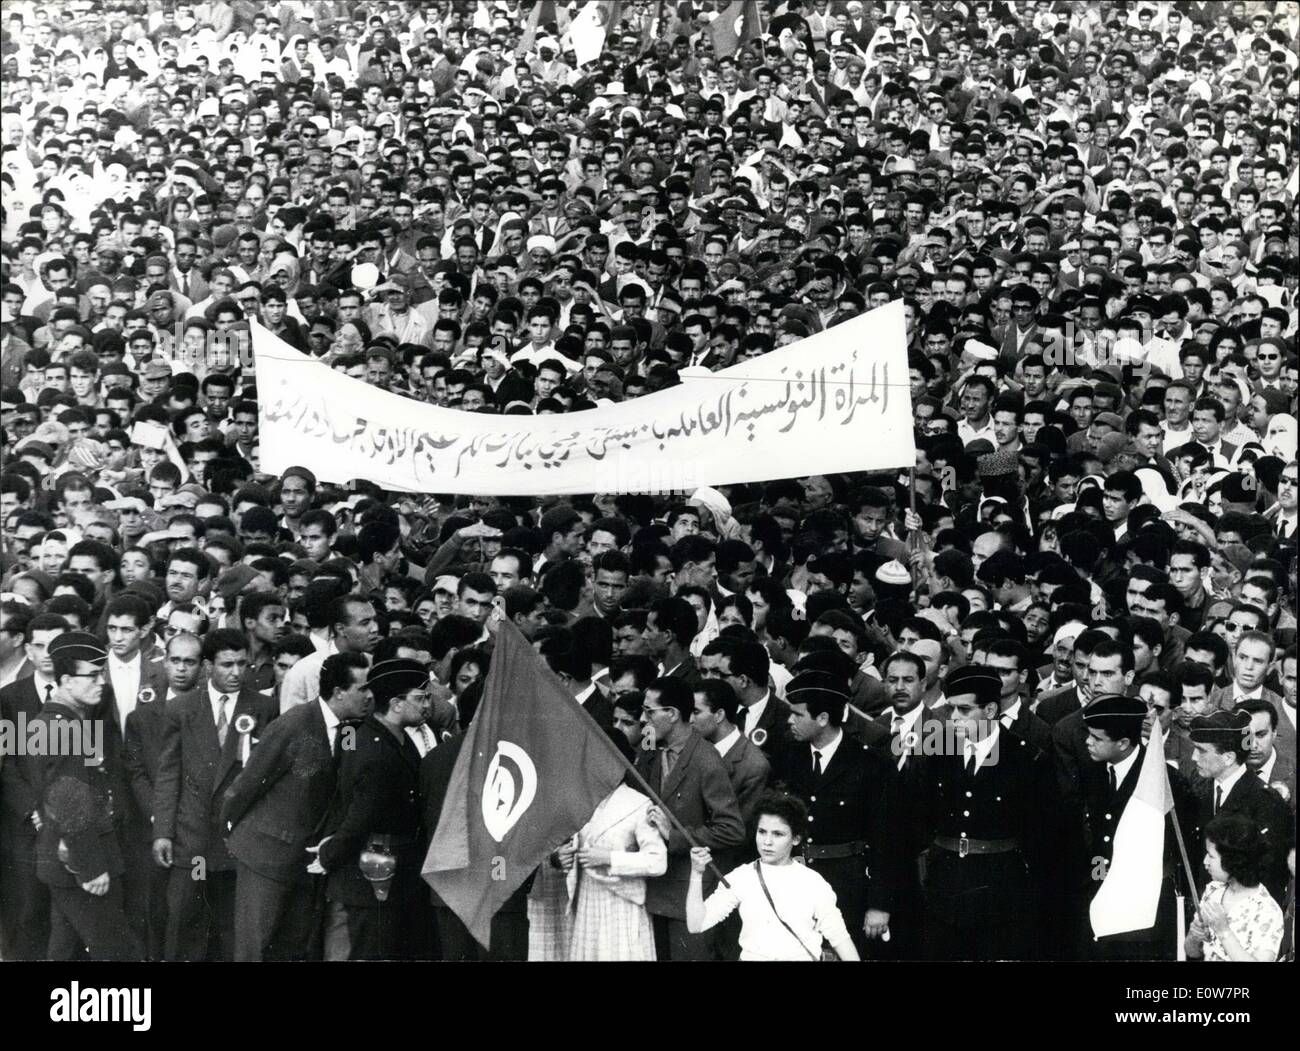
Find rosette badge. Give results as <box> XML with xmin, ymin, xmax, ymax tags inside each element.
<box><xmin>137</xmin><ymin>686</ymin><xmax>156</xmax><ymax>705</ymax></box>
<box><xmin>234</xmin><ymin>714</ymin><xmax>257</xmax><ymax>762</ymax></box>
<box><xmin>751</xmin><ymin>728</ymin><xmax>768</xmax><ymax>748</ymax></box>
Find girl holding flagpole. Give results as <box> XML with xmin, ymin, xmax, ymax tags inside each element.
<box><xmin>1185</xmin><ymin>815</ymin><xmax>1285</xmax><ymax>962</ymax></box>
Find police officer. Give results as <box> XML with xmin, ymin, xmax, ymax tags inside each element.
<box><xmin>315</xmin><ymin>659</ymin><xmax>431</xmax><ymax>961</ymax></box>
<box><xmin>34</xmin><ymin>632</ymin><xmax>142</xmax><ymax>960</ymax></box>
<box><xmin>1080</xmin><ymin>695</ymin><xmax>1191</xmax><ymax>960</ymax></box>
<box><xmin>776</xmin><ymin>669</ymin><xmax>900</xmax><ymax>957</ymax></box>
<box><xmin>919</xmin><ymin>665</ymin><xmax>1055</xmax><ymax>961</ymax></box>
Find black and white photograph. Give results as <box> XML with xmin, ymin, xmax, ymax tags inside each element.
<box><xmin>0</xmin><ymin>0</ymin><xmax>1295</xmax><ymax>1029</ymax></box>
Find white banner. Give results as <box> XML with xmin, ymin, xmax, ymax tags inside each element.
<box><xmin>251</xmin><ymin>300</ymin><xmax>914</xmax><ymax>496</ymax></box>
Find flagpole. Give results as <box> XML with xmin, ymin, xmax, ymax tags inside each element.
<box><xmin>611</xmin><ymin>733</ymin><xmax>734</xmax><ymax>889</ymax></box>
<box><xmin>1163</xmin><ymin>762</ymin><xmax>1204</xmax><ymax>961</ymax></box>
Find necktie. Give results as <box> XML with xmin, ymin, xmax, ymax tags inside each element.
<box><xmin>661</xmin><ymin>746</ymin><xmax>676</xmax><ymax>779</ymax></box>
<box><xmin>44</xmin><ymin>684</ymin><xmax>54</xmax><ymax>704</ymax></box>
<box><xmin>420</xmin><ymin>725</ymin><xmax>434</xmax><ymax>752</ymax></box>
<box><xmin>736</xmin><ymin>707</ymin><xmax>748</xmax><ymax>735</ymax></box>
<box><xmin>215</xmin><ymin>694</ymin><xmax>229</xmax><ymax>747</ymax></box>
<box><xmin>812</xmin><ymin>750</ymin><xmax>823</xmax><ymax>777</ymax></box>
<box><xmin>1108</xmin><ymin>765</ymin><xmax>1118</xmax><ymax>796</ymax></box>
<box><xmin>1214</xmin><ymin>784</ymin><xmax>1223</xmax><ymax>814</ymax></box>
<box><xmin>964</xmin><ymin>746</ymin><xmax>977</xmax><ymax>776</ymax></box>
<box><xmin>892</xmin><ymin>715</ymin><xmax>906</xmax><ymax>737</ymax></box>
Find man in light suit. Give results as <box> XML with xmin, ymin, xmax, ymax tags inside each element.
<box><xmin>223</xmin><ymin>652</ymin><xmax>372</xmax><ymax>962</ymax></box>
<box><xmin>636</xmin><ymin>676</ymin><xmax>745</xmax><ymax>961</ymax></box>
<box><xmin>152</xmin><ymin>628</ymin><xmax>278</xmax><ymax>961</ymax></box>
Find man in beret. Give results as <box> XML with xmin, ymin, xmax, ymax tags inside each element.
<box><xmin>918</xmin><ymin>664</ymin><xmax>1056</xmax><ymax>960</ymax></box>
<box><xmin>152</xmin><ymin>627</ymin><xmax>278</xmax><ymax>961</ymax></box>
<box><xmin>1189</xmin><ymin>710</ymin><xmax>1292</xmax><ymax>904</ymax></box>
<box><xmin>33</xmin><ymin>632</ymin><xmax>142</xmax><ymax>959</ymax></box>
<box><xmin>774</xmin><ymin>668</ymin><xmax>901</xmax><ymax>956</ymax></box>
<box><xmin>315</xmin><ymin>659</ymin><xmax>431</xmax><ymax>961</ymax></box>
<box><xmin>1079</xmin><ymin>695</ymin><xmax>1192</xmax><ymax>960</ymax></box>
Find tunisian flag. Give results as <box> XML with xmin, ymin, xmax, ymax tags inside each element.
<box><xmin>421</xmin><ymin>619</ymin><xmax>627</xmax><ymax>948</ymax></box>
<box><xmin>709</xmin><ymin>0</ymin><xmax>762</xmax><ymax>57</ymax></box>
<box><xmin>1089</xmin><ymin>724</ymin><xmax>1174</xmax><ymax>939</ymax></box>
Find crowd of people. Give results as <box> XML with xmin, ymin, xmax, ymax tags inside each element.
<box><xmin>1</xmin><ymin>0</ymin><xmax>1298</xmax><ymax>963</ymax></box>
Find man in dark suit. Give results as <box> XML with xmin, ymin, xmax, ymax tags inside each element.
<box><xmin>33</xmin><ymin>633</ymin><xmax>142</xmax><ymax>960</ymax></box>
<box><xmin>1079</xmin><ymin>697</ymin><xmax>1195</xmax><ymax>960</ymax></box>
<box><xmin>636</xmin><ymin>676</ymin><xmax>745</xmax><ymax>961</ymax></box>
<box><xmin>223</xmin><ymin>651</ymin><xmax>371</xmax><ymax>962</ymax></box>
<box><xmin>776</xmin><ymin>669</ymin><xmax>901</xmax><ymax>957</ymax></box>
<box><xmin>648</xmin><ymin>597</ymin><xmax>703</xmax><ymax>688</ymax></box>
<box><xmin>690</xmin><ymin>679</ymin><xmax>770</xmax><ymax>837</ymax></box>
<box><xmin>868</xmin><ymin>651</ymin><xmax>947</xmax><ymax>958</ymax></box>
<box><xmin>705</xmin><ymin>638</ymin><xmax>792</xmax><ymax>765</ymax></box>
<box><xmin>973</xmin><ymin>638</ymin><xmax>1054</xmax><ymax>753</ymax></box>
<box><xmin>419</xmin><ymin>681</ymin><xmax>532</xmax><ymax>961</ymax></box>
<box><xmin>918</xmin><ymin>666</ymin><xmax>1058</xmax><ymax>961</ymax></box>
<box><xmin>152</xmin><ymin>628</ymin><xmax>278</xmax><ymax>961</ymax></box>
<box><xmin>122</xmin><ymin>686</ymin><xmax>172</xmax><ymax>960</ymax></box>
<box><xmin>1239</xmin><ymin>697</ymin><xmax>1295</xmax><ymax>802</ymax></box>
<box><xmin>1189</xmin><ymin>710</ymin><xmax>1294</xmax><ymax>904</ymax></box>
<box><xmin>317</xmin><ymin>660</ymin><xmax>430</xmax><ymax>961</ymax></box>
<box><xmin>0</xmin><ymin>612</ymin><xmax>67</xmax><ymax>960</ymax></box>
<box><xmin>101</xmin><ymin>594</ymin><xmax>170</xmax><ymax>953</ymax></box>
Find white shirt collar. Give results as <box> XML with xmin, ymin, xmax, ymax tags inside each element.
<box><xmin>108</xmin><ymin>650</ymin><xmax>140</xmax><ymax>669</ymax></box>
<box><xmin>965</xmin><ymin>725</ymin><xmax>1001</xmax><ymax>772</ymax></box>
<box><xmin>1258</xmin><ymin>750</ymin><xmax>1277</xmax><ymax>784</ymax></box>
<box><xmin>1000</xmin><ymin>698</ymin><xmax>1023</xmax><ymax>728</ymax></box>
<box><xmin>574</xmin><ymin>682</ymin><xmax>598</xmax><ymax>705</ymax></box>
<box><xmin>812</xmin><ymin>728</ymin><xmax>844</xmax><ymax>769</ymax></box>
<box><xmin>743</xmin><ymin>691</ymin><xmax>770</xmax><ymax>737</ymax></box>
<box><xmin>884</xmin><ymin>703</ymin><xmax>924</xmax><ymax>735</ymax></box>
<box><xmin>714</xmin><ymin>727</ymin><xmax>742</xmax><ymax>758</ymax></box>
<box><xmin>1232</xmin><ymin>683</ymin><xmax>1264</xmax><ymax>702</ymax></box>
<box><xmin>1213</xmin><ymin>762</ymin><xmax>1249</xmax><ymax>796</ymax></box>
<box><xmin>1109</xmin><ymin>745</ymin><xmax>1141</xmax><ymax>788</ymax></box>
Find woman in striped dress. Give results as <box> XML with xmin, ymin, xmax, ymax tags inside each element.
<box><xmin>562</xmin><ymin>781</ymin><xmax>666</xmax><ymax>961</ymax></box>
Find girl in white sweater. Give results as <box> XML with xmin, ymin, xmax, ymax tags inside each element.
<box><xmin>685</xmin><ymin>791</ymin><xmax>860</xmax><ymax>961</ymax></box>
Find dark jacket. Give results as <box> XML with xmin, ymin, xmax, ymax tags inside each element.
<box><xmin>320</xmin><ymin>715</ymin><xmax>425</xmax><ymax>908</ymax></box>
<box><xmin>154</xmin><ymin>686</ymin><xmax>278</xmax><ymax>869</ymax></box>
<box><xmin>33</xmin><ymin>702</ymin><xmax>125</xmax><ymax>887</ymax></box>
<box><xmin>222</xmin><ymin>700</ymin><xmax>339</xmax><ymax>883</ymax></box>
<box><xmin>634</xmin><ymin>731</ymin><xmax>746</xmax><ymax>919</ymax></box>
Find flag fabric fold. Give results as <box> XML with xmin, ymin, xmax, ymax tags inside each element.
<box><xmin>1088</xmin><ymin>724</ymin><xmax>1174</xmax><ymax>939</ymax></box>
<box><xmin>421</xmin><ymin>619</ymin><xmax>628</xmax><ymax>948</ymax></box>
<box><xmin>708</xmin><ymin>0</ymin><xmax>762</xmax><ymax>58</ymax></box>
<box><xmin>564</xmin><ymin>1</ymin><xmax>621</xmax><ymax>66</ymax></box>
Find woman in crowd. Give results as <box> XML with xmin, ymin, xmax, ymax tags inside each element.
<box><xmin>1185</xmin><ymin>814</ymin><xmax>1285</xmax><ymax>962</ymax></box>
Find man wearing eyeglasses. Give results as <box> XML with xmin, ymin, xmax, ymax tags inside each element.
<box><xmin>32</xmin><ymin>632</ymin><xmax>142</xmax><ymax>960</ymax></box>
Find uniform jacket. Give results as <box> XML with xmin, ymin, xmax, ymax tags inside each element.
<box><xmin>1192</xmin><ymin>769</ymin><xmax>1294</xmax><ymax>904</ymax></box>
<box><xmin>774</xmin><ymin>731</ymin><xmax>902</xmax><ymax>912</ymax></box>
<box><xmin>154</xmin><ymin>686</ymin><xmax>278</xmax><ymax>869</ymax></box>
<box><xmin>320</xmin><ymin>715</ymin><xmax>425</xmax><ymax>908</ymax></box>
<box><xmin>32</xmin><ymin>701</ymin><xmax>124</xmax><ymax>887</ymax></box>
<box><xmin>918</xmin><ymin>730</ymin><xmax>1057</xmax><ymax>923</ymax></box>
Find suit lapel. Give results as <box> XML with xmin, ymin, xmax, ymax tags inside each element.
<box><xmin>661</xmin><ymin>733</ymin><xmax>697</xmax><ymax>799</ymax></box>
<box><xmin>188</xmin><ymin>689</ymin><xmax>222</xmax><ymax>767</ymax></box>
<box><xmin>213</xmin><ymin>689</ymin><xmax>258</xmax><ymax>789</ymax></box>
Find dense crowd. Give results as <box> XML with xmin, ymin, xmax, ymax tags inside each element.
<box><xmin>0</xmin><ymin>0</ymin><xmax>1297</xmax><ymax>964</ymax></box>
